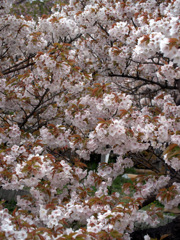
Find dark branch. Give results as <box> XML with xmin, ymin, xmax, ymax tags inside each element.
<box><xmin>19</xmin><ymin>88</ymin><xmax>49</xmax><ymax>129</ymax></box>
<box><xmin>14</xmin><ymin>0</ymin><xmax>27</xmax><ymax>4</ymax></box>
<box><xmin>108</xmin><ymin>72</ymin><xmax>176</xmax><ymax>90</ymax></box>
<box><xmin>2</xmin><ymin>54</ymin><xmax>36</xmax><ymax>75</ymax></box>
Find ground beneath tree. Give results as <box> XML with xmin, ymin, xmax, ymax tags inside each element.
<box><xmin>131</xmin><ymin>215</ymin><xmax>180</xmax><ymax>240</ymax></box>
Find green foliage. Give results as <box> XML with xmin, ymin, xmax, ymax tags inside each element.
<box><xmin>11</xmin><ymin>0</ymin><xmax>69</xmax><ymax>20</ymax></box>
<box><xmin>110</xmin><ymin>174</ymin><xmax>135</xmax><ymax>199</ymax></box>
<box><xmin>124</xmin><ymin>167</ymin><xmax>137</xmax><ymax>174</ymax></box>
<box><xmin>141</xmin><ymin>200</ymin><xmax>164</xmax><ymax>211</ymax></box>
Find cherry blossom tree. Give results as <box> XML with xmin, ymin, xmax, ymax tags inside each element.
<box><xmin>0</xmin><ymin>0</ymin><xmax>180</xmax><ymax>239</ymax></box>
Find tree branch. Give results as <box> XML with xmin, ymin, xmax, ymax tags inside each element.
<box><xmin>19</xmin><ymin>88</ymin><xmax>49</xmax><ymax>129</ymax></box>
<box><xmin>14</xmin><ymin>0</ymin><xmax>27</xmax><ymax>4</ymax></box>
<box><xmin>2</xmin><ymin>54</ymin><xmax>36</xmax><ymax>75</ymax></box>
<box><xmin>108</xmin><ymin>72</ymin><xmax>176</xmax><ymax>90</ymax></box>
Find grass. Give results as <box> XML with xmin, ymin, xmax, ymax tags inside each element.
<box><xmin>124</xmin><ymin>167</ymin><xmax>137</xmax><ymax>174</ymax></box>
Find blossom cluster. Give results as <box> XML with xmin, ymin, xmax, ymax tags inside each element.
<box><xmin>0</xmin><ymin>0</ymin><xmax>180</xmax><ymax>239</ymax></box>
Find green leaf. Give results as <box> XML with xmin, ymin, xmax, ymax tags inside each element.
<box><xmin>110</xmin><ymin>230</ymin><xmax>123</xmax><ymax>239</ymax></box>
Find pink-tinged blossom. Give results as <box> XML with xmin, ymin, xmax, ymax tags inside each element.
<box><xmin>157</xmin><ymin>183</ymin><xmax>180</xmax><ymax>210</ymax></box>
